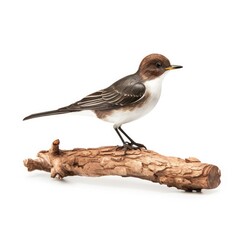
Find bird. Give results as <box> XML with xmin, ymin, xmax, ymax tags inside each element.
<box><xmin>23</xmin><ymin>53</ymin><xmax>182</xmax><ymax>149</ymax></box>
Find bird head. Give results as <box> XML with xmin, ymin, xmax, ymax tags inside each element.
<box><xmin>138</xmin><ymin>53</ymin><xmax>182</xmax><ymax>80</ymax></box>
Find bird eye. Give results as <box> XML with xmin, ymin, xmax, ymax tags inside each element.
<box><xmin>156</xmin><ymin>62</ymin><xmax>162</xmax><ymax>68</ymax></box>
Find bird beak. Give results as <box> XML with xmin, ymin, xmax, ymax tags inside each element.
<box><xmin>165</xmin><ymin>65</ymin><xmax>183</xmax><ymax>70</ymax></box>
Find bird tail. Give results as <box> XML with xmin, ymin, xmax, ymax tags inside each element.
<box><xmin>23</xmin><ymin>109</ymin><xmax>73</xmax><ymax>121</ymax></box>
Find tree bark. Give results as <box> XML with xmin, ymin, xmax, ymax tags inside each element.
<box><xmin>23</xmin><ymin>139</ymin><xmax>221</xmax><ymax>192</ymax></box>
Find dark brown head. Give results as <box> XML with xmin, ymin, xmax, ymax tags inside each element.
<box><xmin>137</xmin><ymin>53</ymin><xmax>182</xmax><ymax>80</ymax></box>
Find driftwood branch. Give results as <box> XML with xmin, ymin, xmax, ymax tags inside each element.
<box><xmin>23</xmin><ymin>139</ymin><xmax>221</xmax><ymax>192</ymax></box>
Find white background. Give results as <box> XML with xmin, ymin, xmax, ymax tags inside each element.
<box><xmin>1</xmin><ymin>0</ymin><xmax>239</xmax><ymax>239</ymax></box>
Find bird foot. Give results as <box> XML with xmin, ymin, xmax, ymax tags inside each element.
<box><xmin>117</xmin><ymin>141</ymin><xmax>147</xmax><ymax>152</ymax></box>
<box><xmin>130</xmin><ymin>141</ymin><xmax>147</xmax><ymax>150</ymax></box>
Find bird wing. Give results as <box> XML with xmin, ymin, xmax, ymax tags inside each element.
<box><xmin>23</xmin><ymin>76</ymin><xmax>146</xmax><ymax>120</ymax></box>
<box><xmin>60</xmin><ymin>76</ymin><xmax>146</xmax><ymax>111</ymax></box>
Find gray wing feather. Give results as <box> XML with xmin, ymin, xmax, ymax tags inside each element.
<box><xmin>23</xmin><ymin>75</ymin><xmax>146</xmax><ymax>120</ymax></box>
<box><xmin>61</xmin><ymin>76</ymin><xmax>146</xmax><ymax>111</ymax></box>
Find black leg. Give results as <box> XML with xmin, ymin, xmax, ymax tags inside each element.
<box><xmin>114</xmin><ymin>128</ymin><xmax>125</xmax><ymax>145</ymax></box>
<box><xmin>118</xmin><ymin>126</ymin><xmax>136</xmax><ymax>143</ymax></box>
<box><xmin>118</xmin><ymin>126</ymin><xmax>147</xmax><ymax>149</ymax></box>
<box><xmin>114</xmin><ymin>128</ymin><xmax>133</xmax><ymax>150</ymax></box>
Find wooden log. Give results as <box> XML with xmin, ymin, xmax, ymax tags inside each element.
<box><xmin>23</xmin><ymin>139</ymin><xmax>221</xmax><ymax>192</ymax></box>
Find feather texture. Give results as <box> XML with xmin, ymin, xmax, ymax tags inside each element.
<box><xmin>23</xmin><ymin>74</ymin><xmax>146</xmax><ymax>120</ymax></box>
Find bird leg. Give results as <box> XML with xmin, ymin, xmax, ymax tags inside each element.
<box><xmin>114</xmin><ymin>127</ymin><xmax>146</xmax><ymax>150</ymax></box>
<box><xmin>119</xmin><ymin>127</ymin><xmax>147</xmax><ymax>149</ymax></box>
<box><xmin>114</xmin><ymin>128</ymin><xmax>132</xmax><ymax>150</ymax></box>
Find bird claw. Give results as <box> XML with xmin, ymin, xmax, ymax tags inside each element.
<box><xmin>117</xmin><ymin>141</ymin><xmax>147</xmax><ymax>152</ymax></box>
<box><xmin>131</xmin><ymin>142</ymin><xmax>147</xmax><ymax>150</ymax></box>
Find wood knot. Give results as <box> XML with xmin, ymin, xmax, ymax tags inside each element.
<box><xmin>50</xmin><ymin>139</ymin><xmax>60</xmax><ymax>155</ymax></box>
